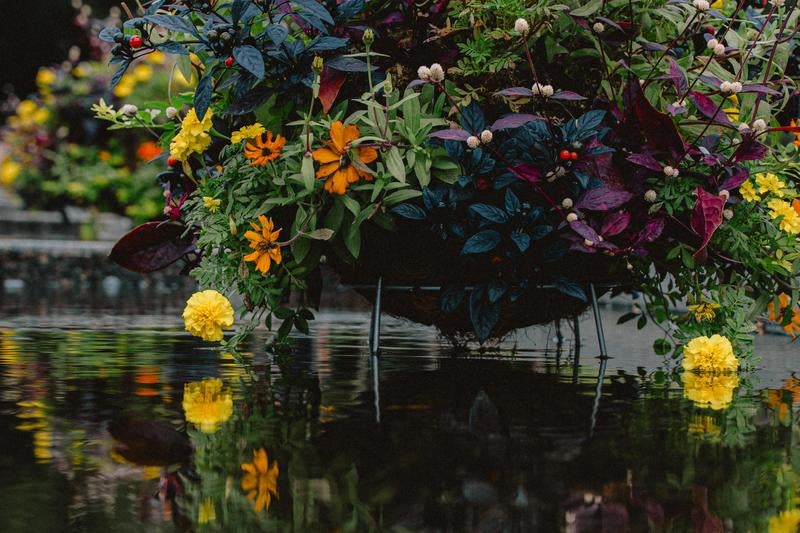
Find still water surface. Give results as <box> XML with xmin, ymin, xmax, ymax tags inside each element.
<box><xmin>1</xmin><ymin>290</ymin><xmax>800</xmax><ymax>532</ymax></box>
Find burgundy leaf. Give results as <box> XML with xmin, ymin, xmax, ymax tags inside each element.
<box><xmin>601</xmin><ymin>211</ymin><xmax>631</xmax><ymax>236</ymax></box>
<box><xmin>570</xmin><ymin>220</ymin><xmax>601</xmax><ymax>242</ymax></box>
<box><xmin>429</xmin><ymin>128</ymin><xmax>472</xmax><ymax>141</ymax></box>
<box><xmin>691</xmin><ymin>187</ymin><xmax>725</xmax><ymax>261</ymax></box>
<box><xmin>490</xmin><ymin>114</ymin><xmax>543</xmax><ymax>131</ymax></box>
<box><xmin>570</xmin><ymin>241</ymin><xmax>598</xmax><ymax>254</ymax></box>
<box><xmin>496</xmin><ymin>87</ymin><xmax>534</xmax><ymax>97</ymax></box>
<box><xmin>667</xmin><ymin>57</ymin><xmax>688</xmax><ymax>95</ymax></box>
<box><xmin>739</xmin><ymin>84</ymin><xmax>780</xmax><ymax>96</ymax></box>
<box><xmin>629</xmin><ymin>79</ymin><xmax>686</xmax><ymax>158</ymax></box>
<box><xmin>732</xmin><ymin>137</ymin><xmax>767</xmax><ymax>161</ymax></box>
<box><xmin>719</xmin><ymin>167</ymin><xmax>749</xmax><ymax>190</ymax></box>
<box><xmin>626</xmin><ymin>153</ymin><xmax>663</xmax><ymax>172</ymax></box>
<box><xmin>110</xmin><ymin>221</ymin><xmax>195</xmax><ymax>273</ymax></box>
<box><xmin>633</xmin><ymin>218</ymin><xmax>665</xmax><ymax>244</ymax></box>
<box><xmin>576</xmin><ymin>187</ymin><xmax>633</xmax><ymax>211</ymax></box>
<box><xmin>595</xmin><ymin>16</ymin><xmax>625</xmax><ymax>33</ymax></box>
<box><xmin>511</xmin><ymin>163</ymin><xmax>541</xmax><ymax>183</ymax></box>
<box><xmin>551</xmin><ymin>90</ymin><xmax>587</xmax><ymax>101</ymax></box>
<box><xmin>689</xmin><ymin>91</ymin><xmax>731</xmax><ymax>125</ymax></box>
<box><xmin>318</xmin><ymin>67</ymin><xmax>346</xmax><ymax>115</ymax></box>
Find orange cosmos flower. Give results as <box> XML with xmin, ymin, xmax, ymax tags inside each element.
<box><xmin>312</xmin><ymin>121</ymin><xmax>378</xmax><ymax>195</ymax></box>
<box><xmin>243</xmin><ymin>215</ymin><xmax>282</xmax><ymax>275</ymax></box>
<box><xmin>244</xmin><ymin>132</ymin><xmax>286</xmax><ymax>166</ymax></box>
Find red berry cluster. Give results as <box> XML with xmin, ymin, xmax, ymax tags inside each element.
<box><xmin>559</xmin><ymin>149</ymin><xmax>579</xmax><ymax>161</ymax></box>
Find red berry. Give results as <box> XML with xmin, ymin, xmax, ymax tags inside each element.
<box><xmin>570</xmin><ymin>151</ymin><xmax>579</xmax><ymax>161</ymax></box>
<box><xmin>476</xmin><ymin>178</ymin><xmax>490</xmax><ymax>191</ymax></box>
<box><xmin>490</xmin><ymin>255</ymin><xmax>503</xmax><ymax>265</ymax></box>
<box><xmin>705</xmin><ymin>25</ymin><xmax>715</xmax><ymax>35</ymax></box>
<box><xmin>167</xmin><ymin>157</ymin><xmax>179</xmax><ymax>167</ymax></box>
<box><xmin>129</xmin><ymin>35</ymin><xmax>143</xmax><ymax>49</ymax></box>
<box><xmin>559</xmin><ymin>149</ymin><xmax>572</xmax><ymax>161</ymax></box>
<box><xmin>225</xmin><ymin>56</ymin><xmax>235</xmax><ymax>68</ymax></box>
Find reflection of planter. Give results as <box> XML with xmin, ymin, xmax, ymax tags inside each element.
<box><xmin>330</xmin><ymin>221</ymin><xmax>632</xmax><ymax>339</ymax></box>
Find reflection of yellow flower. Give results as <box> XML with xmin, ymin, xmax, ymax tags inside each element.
<box><xmin>682</xmin><ymin>335</ymin><xmax>738</xmax><ymax>373</ymax></box>
<box><xmin>740</xmin><ymin>180</ymin><xmax>760</xmax><ymax>202</ymax></box>
<box><xmin>243</xmin><ymin>215</ymin><xmax>282</xmax><ymax>275</ymax></box>
<box><xmin>1</xmin><ymin>159</ymin><xmax>22</xmax><ymax>186</ymax></box>
<box><xmin>768</xmin><ymin>294</ymin><xmax>800</xmax><ymax>337</ymax></box>
<box><xmin>688</xmin><ymin>414</ymin><xmax>720</xmax><ymax>440</ymax></box>
<box><xmin>182</xmin><ymin>378</ymin><xmax>233</xmax><ymax>433</ymax></box>
<box><xmin>769</xmin><ymin>509</ymin><xmax>800</xmax><ymax>533</ymax></box>
<box><xmin>203</xmin><ymin>196</ymin><xmax>221</xmax><ymax>213</ymax></box>
<box><xmin>241</xmin><ymin>448</ymin><xmax>279</xmax><ymax>513</ymax></box>
<box><xmin>182</xmin><ymin>290</ymin><xmax>234</xmax><ymax>342</ymax></box>
<box><xmin>768</xmin><ymin>199</ymin><xmax>800</xmax><ymax>234</ymax></box>
<box><xmin>169</xmin><ymin>108</ymin><xmax>214</xmax><ymax>162</ymax></box>
<box><xmin>198</xmin><ymin>498</ymin><xmax>216</xmax><ymax>524</ymax></box>
<box><xmin>231</xmin><ymin>123</ymin><xmax>266</xmax><ymax>144</ymax></box>
<box><xmin>687</xmin><ymin>302</ymin><xmax>720</xmax><ymax>322</ymax></box>
<box><xmin>684</xmin><ymin>372</ymin><xmax>739</xmax><ymax>410</ymax></box>
<box><xmin>756</xmin><ymin>172</ymin><xmax>787</xmax><ymax>197</ymax></box>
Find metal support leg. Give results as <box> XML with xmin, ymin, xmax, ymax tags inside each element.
<box><xmin>371</xmin><ymin>354</ymin><xmax>381</xmax><ymax>423</ymax></box>
<box><xmin>572</xmin><ymin>316</ymin><xmax>581</xmax><ymax>384</ymax></box>
<box><xmin>589</xmin><ymin>357</ymin><xmax>608</xmax><ymax>438</ymax></box>
<box><xmin>369</xmin><ymin>277</ymin><xmax>383</xmax><ymax>357</ymax></box>
<box><xmin>589</xmin><ymin>283</ymin><xmax>608</xmax><ymax>359</ymax></box>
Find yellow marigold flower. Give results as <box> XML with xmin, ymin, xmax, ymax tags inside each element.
<box><xmin>231</xmin><ymin>123</ymin><xmax>266</xmax><ymax>144</ymax></box>
<box><xmin>0</xmin><ymin>159</ymin><xmax>22</xmax><ymax>186</ymax></box>
<box><xmin>243</xmin><ymin>215</ymin><xmax>282</xmax><ymax>275</ymax></box>
<box><xmin>739</xmin><ymin>180</ymin><xmax>760</xmax><ymax>202</ymax></box>
<box><xmin>768</xmin><ymin>198</ymin><xmax>800</xmax><ymax>234</ymax></box>
<box><xmin>169</xmin><ymin>108</ymin><xmax>214</xmax><ymax>162</ymax></box>
<box><xmin>36</xmin><ymin>68</ymin><xmax>57</xmax><ymax>88</ymax></box>
<box><xmin>132</xmin><ymin>63</ymin><xmax>154</xmax><ymax>82</ymax></box>
<box><xmin>182</xmin><ymin>290</ymin><xmax>234</xmax><ymax>342</ymax></box>
<box><xmin>767</xmin><ymin>293</ymin><xmax>800</xmax><ymax>337</ymax></box>
<box><xmin>710</xmin><ymin>0</ymin><xmax>724</xmax><ymax>8</ymax></box>
<box><xmin>312</xmin><ymin>121</ymin><xmax>378</xmax><ymax>195</ymax></box>
<box><xmin>682</xmin><ymin>334</ymin><xmax>738</xmax><ymax>373</ymax></box>
<box><xmin>198</xmin><ymin>498</ymin><xmax>216</xmax><ymax>524</ymax></box>
<box><xmin>203</xmin><ymin>196</ymin><xmax>222</xmax><ymax>213</ymax></box>
<box><xmin>687</xmin><ymin>302</ymin><xmax>720</xmax><ymax>322</ymax></box>
<box><xmin>241</xmin><ymin>448</ymin><xmax>279</xmax><ymax>513</ymax></box>
<box><xmin>182</xmin><ymin>378</ymin><xmax>233</xmax><ymax>433</ymax></box>
<box><xmin>755</xmin><ymin>172</ymin><xmax>786</xmax><ymax>197</ymax></box>
<box><xmin>723</xmin><ymin>94</ymin><xmax>739</xmax><ymax>122</ymax></box>
<box><xmin>769</xmin><ymin>509</ymin><xmax>800</xmax><ymax>533</ymax></box>
<box><xmin>683</xmin><ymin>372</ymin><xmax>739</xmax><ymax>410</ymax></box>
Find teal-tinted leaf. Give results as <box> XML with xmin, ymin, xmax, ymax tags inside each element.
<box><xmin>462</xmin><ymin>230</ymin><xmax>501</xmax><ymax>255</ymax></box>
<box><xmin>553</xmin><ymin>278</ymin><xmax>587</xmax><ymax>303</ymax></box>
<box><xmin>194</xmin><ymin>73</ymin><xmax>213</xmax><ymax>121</ymax></box>
<box><xmin>233</xmin><ymin>45</ymin><xmax>265</xmax><ymax>80</ymax></box>
<box><xmin>391</xmin><ymin>204</ymin><xmax>427</xmax><ymax>220</ymax></box>
<box><xmin>470</xmin><ymin>204</ymin><xmax>509</xmax><ymax>224</ymax></box>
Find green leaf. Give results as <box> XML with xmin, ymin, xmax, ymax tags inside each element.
<box><xmin>340</xmin><ymin>195</ymin><xmax>360</xmax><ymax>217</ymax></box>
<box><xmin>301</xmin><ymin>154</ymin><xmax>316</xmax><ymax>191</ymax></box>
<box><xmin>414</xmin><ymin>152</ymin><xmax>430</xmax><ymax>187</ymax></box>
<box><xmin>384</xmin><ymin>189</ymin><xmax>422</xmax><ymax>206</ymax></box>
<box><xmin>384</xmin><ymin>146</ymin><xmax>406</xmax><ymax>183</ymax></box>
<box><xmin>571</xmin><ymin>0</ymin><xmax>603</xmax><ymax>17</ymax></box>
<box><xmin>344</xmin><ymin>223</ymin><xmax>361</xmax><ymax>258</ymax></box>
<box><xmin>653</xmin><ymin>338</ymin><xmax>672</xmax><ymax>356</ymax></box>
<box><xmin>305</xmin><ymin>228</ymin><xmax>335</xmax><ymax>240</ymax></box>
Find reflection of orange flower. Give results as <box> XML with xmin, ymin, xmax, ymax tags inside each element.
<box><xmin>241</xmin><ymin>448</ymin><xmax>279</xmax><ymax>513</ymax></box>
<box><xmin>767</xmin><ymin>293</ymin><xmax>800</xmax><ymax>336</ymax></box>
<box><xmin>312</xmin><ymin>121</ymin><xmax>378</xmax><ymax>195</ymax></box>
<box><xmin>244</xmin><ymin>132</ymin><xmax>286</xmax><ymax>166</ymax></box>
<box><xmin>137</xmin><ymin>141</ymin><xmax>163</xmax><ymax>161</ymax></box>
<box><xmin>243</xmin><ymin>215</ymin><xmax>282</xmax><ymax>275</ymax></box>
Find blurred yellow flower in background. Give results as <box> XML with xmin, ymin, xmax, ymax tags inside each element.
<box><xmin>683</xmin><ymin>372</ymin><xmax>739</xmax><ymax>410</ymax></box>
<box><xmin>0</xmin><ymin>159</ymin><xmax>22</xmax><ymax>186</ymax></box>
<box><xmin>36</xmin><ymin>67</ymin><xmax>57</xmax><ymax>88</ymax></box>
<box><xmin>182</xmin><ymin>378</ymin><xmax>233</xmax><ymax>433</ymax></box>
<box><xmin>241</xmin><ymin>448</ymin><xmax>279</xmax><ymax>513</ymax></box>
<box><xmin>132</xmin><ymin>63</ymin><xmax>154</xmax><ymax>82</ymax></box>
<box><xmin>769</xmin><ymin>509</ymin><xmax>800</xmax><ymax>533</ymax></box>
<box><xmin>113</xmin><ymin>74</ymin><xmax>136</xmax><ymax>98</ymax></box>
<box><xmin>682</xmin><ymin>334</ymin><xmax>738</xmax><ymax>373</ymax></box>
<box><xmin>182</xmin><ymin>290</ymin><xmax>234</xmax><ymax>341</ymax></box>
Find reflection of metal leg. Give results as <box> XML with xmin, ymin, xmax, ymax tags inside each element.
<box><xmin>589</xmin><ymin>357</ymin><xmax>608</xmax><ymax>438</ymax></box>
<box><xmin>371</xmin><ymin>354</ymin><xmax>381</xmax><ymax>424</ymax></box>
<box><xmin>572</xmin><ymin>316</ymin><xmax>581</xmax><ymax>384</ymax></box>
<box><xmin>589</xmin><ymin>283</ymin><xmax>608</xmax><ymax>359</ymax></box>
<box><xmin>369</xmin><ymin>277</ymin><xmax>383</xmax><ymax>357</ymax></box>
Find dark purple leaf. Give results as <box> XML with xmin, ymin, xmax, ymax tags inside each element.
<box><xmin>689</xmin><ymin>91</ymin><xmax>731</xmax><ymax>125</ymax></box>
<box><xmin>739</xmin><ymin>84</ymin><xmax>780</xmax><ymax>96</ymax></box>
<box><xmin>626</xmin><ymin>153</ymin><xmax>663</xmax><ymax>172</ymax></box>
<box><xmin>601</xmin><ymin>211</ymin><xmax>631</xmax><ymax>236</ymax></box>
<box><xmin>570</xmin><ymin>220</ymin><xmax>601</xmax><ymax>242</ymax></box>
<box><xmin>110</xmin><ymin>221</ymin><xmax>195</xmax><ymax>273</ymax></box>
<box><xmin>629</xmin><ymin>79</ymin><xmax>686</xmax><ymax>158</ymax></box>
<box><xmin>691</xmin><ymin>187</ymin><xmax>725</xmax><ymax>261</ymax></box>
<box><xmin>551</xmin><ymin>90</ymin><xmax>587</xmax><ymax>101</ymax></box>
<box><xmin>732</xmin><ymin>137</ymin><xmax>767</xmax><ymax>161</ymax></box>
<box><xmin>633</xmin><ymin>218</ymin><xmax>665</xmax><ymax>244</ymax></box>
<box><xmin>667</xmin><ymin>102</ymin><xmax>688</xmax><ymax>116</ymax></box>
<box><xmin>641</xmin><ymin>42</ymin><xmax>668</xmax><ymax>51</ymax></box>
<box><xmin>667</xmin><ymin>57</ymin><xmax>688</xmax><ymax>95</ymax></box>
<box><xmin>490</xmin><ymin>113</ymin><xmax>543</xmax><ymax>131</ymax></box>
<box><xmin>699</xmin><ymin>75</ymin><xmax>722</xmax><ymax>89</ymax></box>
<box><xmin>577</xmin><ymin>187</ymin><xmax>633</xmax><ymax>211</ymax></box>
<box><xmin>719</xmin><ymin>167</ymin><xmax>748</xmax><ymax>190</ymax></box>
<box><xmin>429</xmin><ymin>128</ymin><xmax>471</xmax><ymax>141</ymax></box>
<box><xmin>496</xmin><ymin>87</ymin><xmax>534</xmax><ymax>97</ymax></box>
<box><xmin>595</xmin><ymin>16</ymin><xmax>625</xmax><ymax>33</ymax></box>
<box><xmin>511</xmin><ymin>163</ymin><xmax>541</xmax><ymax>183</ymax></box>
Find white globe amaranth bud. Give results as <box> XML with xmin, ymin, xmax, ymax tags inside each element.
<box><xmin>165</xmin><ymin>106</ymin><xmax>178</xmax><ymax>119</ymax></box>
<box><xmin>723</xmin><ymin>208</ymin><xmax>734</xmax><ymax>220</ymax></box>
<box><xmin>593</xmin><ymin>21</ymin><xmax>605</xmax><ymax>33</ymax></box>
<box><xmin>428</xmin><ymin>63</ymin><xmax>445</xmax><ymax>82</ymax></box>
<box><xmin>693</xmin><ymin>0</ymin><xmax>710</xmax><ymax>11</ymax></box>
<box><xmin>706</xmin><ymin>38</ymin><xmax>719</xmax><ymax>50</ymax></box>
<box><xmin>514</xmin><ymin>18</ymin><xmax>530</xmax><ymax>34</ymax></box>
<box><xmin>719</xmin><ymin>189</ymin><xmax>730</xmax><ymax>200</ymax></box>
<box><xmin>753</xmin><ymin>118</ymin><xmax>768</xmax><ymax>133</ymax></box>
<box><xmin>713</xmin><ymin>43</ymin><xmax>726</xmax><ymax>56</ymax></box>
<box><xmin>562</xmin><ymin>198</ymin><xmax>574</xmax><ymax>209</ymax></box>
<box><xmin>730</xmin><ymin>81</ymin><xmax>742</xmax><ymax>93</ymax></box>
<box><xmin>466</xmin><ymin>136</ymin><xmax>481</xmax><ymax>149</ymax></box>
<box><xmin>663</xmin><ymin>166</ymin><xmax>674</xmax><ymax>176</ymax></box>
<box><xmin>121</xmin><ymin>104</ymin><xmax>138</xmax><ymax>116</ymax></box>
<box><xmin>532</xmin><ymin>83</ymin><xmax>555</xmax><ymax>97</ymax></box>
<box><xmin>626</xmin><ymin>262</ymin><xmax>634</xmax><ymax>271</ymax></box>
<box><xmin>584</xmin><ymin>238</ymin><xmax>595</xmax><ymax>248</ymax></box>
<box><xmin>720</xmin><ymin>81</ymin><xmax>732</xmax><ymax>93</ymax></box>
<box><xmin>644</xmin><ymin>190</ymin><xmax>658</xmax><ymax>203</ymax></box>
<box><xmin>738</xmin><ymin>122</ymin><xmax>750</xmax><ymax>133</ymax></box>
<box><xmin>417</xmin><ymin>65</ymin><xmax>431</xmax><ymax>81</ymax></box>
<box><xmin>772</xmin><ymin>0</ymin><xmax>785</xmax><ymax>6</ymax></box>
<box><xmin>480</xmin><ymin>130</ymin><xmax>493</xmax><ymax>144</ymax></box>
<box><xmin>566</xmin><ymin>212</ymin><xmax>578</xmax><ymax>223</ymax></box>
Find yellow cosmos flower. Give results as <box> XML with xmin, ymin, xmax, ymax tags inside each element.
<box><xmin>755</xmin><ymin>172</ymin><xmax>786</xmax><ymax>197</ymax></box>
<box><xmin>182</xmin><ymin>290</ymin><xmax>234</xmax><ymax>342</ymax></box>
<box><xmin>182</xmin><ymin>378</ymin><xmax>233</xmax><ymax>433</ymax></box>
<box><xmin>768</xmin><ymin>199</ymin><xmax>800</xmax><ymax>234</ymax></box>
<box><xmin>0</xmin><ymin>159</ymin><xmax>22</xmax><ymax>186</ymax></box>
<box><xmin>198</xmin><ymin>498</ymin><xmax>216</xmax><ymax>524</ymax></box>
<box><xmin>682</xmin><ymin>334</ymin><xmax>738</xmax><ymax>373</ymax></box>
<box><xmin>687</xmin><ymin>302</ymin><xmax>720</xmax><ymax>322</ymax></box>
<box><xmin>243</xmin><ymin>215</ymin><xmax>282</xmax><ymax>275</ymax></box>
<box><xmin>241</xmin><ymin>448</ymin><xmax>279</xmax><ymax>513</ymax></box>
<box><xmin>203</xmin><ymin>196</ymin><xmax>222</xmax><ymax>213</ymax></box>
<box><xmin>36</xmin><ymin>68</ymin><xmax>57</xmax><ymax>88</ymax></box>
<box><xmin>769</xmin><ymin>509</ymin><xmax>800</xmax><ymax>533</ymax></box>
<box><xmin>683</xmin><ymin>372</ymin><xmax>739</xmax><ymax>410</ymax></box>
<box><xmin>231</xmin><ymin>123</ymin><xmax>266</xmax><ymax>144</ymax></box>
<box><xmin>169</xmin><ymin>108</ymin><xmax>214</xmax><ymax>162</ymax></box>
<box><xmin>312</xmin><ymin>121</ymin><xmax>378</xmax><ymax>195</ymax></box>
<box><xmin>740</xmin><ymin>180</ymin><xmax>760</xmax><ymax>202</ymax></box>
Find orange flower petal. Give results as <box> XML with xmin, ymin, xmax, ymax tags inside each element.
<box><xmin>316</xmin><ymin>162</ymin><xmax>340</xmax><ymax>178</ymax></box>
<box><xmin>243</xmin><ymin>251</ymin><xmax>261</xmax><ymax>262</ymax></box>
<box><xmin>256</xmin><ymin>253</ymin><xmax>271</xmax><ymax>274</ymax></box>
<box><xmin>312</xmin><ymin>147</ymin><xmax>340</xmax><ymax>164</ymax></box>
<box><xmin>345</xmin><ymin>165</ymin><xmax>360</xmax><ymax>184</ymax></box>
<box><xmin>343</xmin><ymin>123</ymin><xmax>360</xmax><ymax>145</ymax></box>
<box><xmin>329</xmin><ymin>121</ymin><xmax>346</xmax><ymax>153</ymax></box>
<box><xmin>358</xmin><ymin>146</ymin><xmax>378</xmax><ymax>164</ymax></box>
